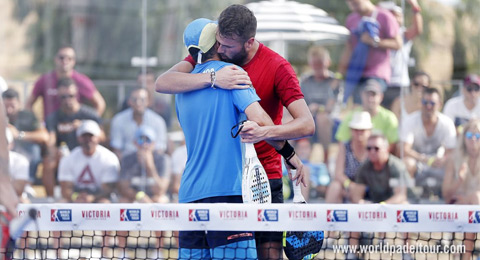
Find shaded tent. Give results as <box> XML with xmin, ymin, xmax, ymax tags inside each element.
<box><xmin>246</xmin><ymin>0</ymin><xmax>349</xmax><ymax>58</ymax></box>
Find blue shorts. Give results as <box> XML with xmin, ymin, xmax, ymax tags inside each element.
<box><xmin>179</xmin><ymin>196</ymin><xmax>257</xmax><ymax>260</ymax></box>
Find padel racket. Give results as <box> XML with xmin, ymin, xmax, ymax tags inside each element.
<box><xmin>283</xmin><ymin>170</ymin><xmax>323</xmax><ymax>260</ymax></box>
<box><xmin>242</xmin><ymin>142</ymin><xmax>271</xmax><ymax>204</ymax></box>
<box><xmin>231</xmin><ymin>120</ymin><xmax>271</xmax><ymax>204</ymax></box>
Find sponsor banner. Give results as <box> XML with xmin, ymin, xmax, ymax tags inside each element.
<box><xmin>120</xmin><ymin>209</ymin><xmax>141</xmax><ymax>222</ymax></box>
<box><xmin>51</xmin><ymin>209</ymin><xmax>72</xmax><ymax>222</ymax></box>
<box><xmin>357</xmin><ymin>211</ymin><xmax>387</xmax><ymax>222</ymax></box>
<box><xmin>468</xmin><ymin>211</ymin><xmax>480</xmax><ymax>224</ymax></box>
<box><xmin>327</xmin><ymin>209</ymin><xmax>348</xmax><ymax>222</ymax></box>
<box><xmin>189</xmin><ymin>209</ymin><xmax>209</xmax><ymax>222</ymax></box>
<box><xmin>258</xmin><ymin>209</ymin><xmax>278</xmax><ymax>222</ymax></box>
<box><xmin>12</xmin><ymin>204</ymin><xmax>480</xmax><ymax>233</ymax></box>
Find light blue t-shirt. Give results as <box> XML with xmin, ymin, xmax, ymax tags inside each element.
<box><xmin>176</xmin><ymin>60</ymin><xmax>260</xmax><ymax>203</ymax></box>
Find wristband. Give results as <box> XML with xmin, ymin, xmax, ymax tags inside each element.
<box><xmin>17</xmin><ymin>131</ymin><xmax>25</xmax><ymax>140</ymax></box>
<box><xmin>343</xmin><ymin>179</ymin><xmax>351</xmax><ymax>189</ymax></box>
<box><xmin>379</xmin><ymin>201</ymin><xmax>386</xmax><ymax>205</ymax></box>
<box><xmin>276</xmin><ymin>141</ymin><xmax>294</xmax><ymax>158</ymax></box>
<box><xmin>427</xmin><ymin>157</ymin><xmax>435</xmax><ymax>167</ymax></box>
<box><xmin>210</xmin><ymin>71</ymin><xmax>216</xmax><ymax>89</ymax></box>
<box><xmin>136</xmin><ymin>191</ymin><xmax>146</xmax><ymax>201</ymax></box>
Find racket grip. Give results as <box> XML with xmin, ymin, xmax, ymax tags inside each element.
<box><xmin>292</xmin><ymin>170</ymin><xmax>306</xmax><ymax>203</ymax></box>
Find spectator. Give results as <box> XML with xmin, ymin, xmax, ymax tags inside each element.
<box><xmin>326</xmin><ymin>111</ymin><xmax>371</xmax><ymax>203</ymax></box>
<box><xmin>442</xmin><ymin>120</ymin><xmax>480</xmax><ymax>260</ymax></box>
<box><xmin>118</xmin><ymin>125</ymin><xmax>171</xmax><ymax>203</ymax></box>
<box><xmin>110</xmin><ymin>87</ymin><xmax>167</xmax><ymax>159</ymax></box>
<box><xmin>121</xmin><ymin>69</ymin><xmax>173</xmax><ymax>129</ymax></box>
<box><xmin>401</xmin><ymin>87</ymin><xmax>456</xmax><ymax>197</ymax></box>
<box><xmin>5</xmin><ymin>128</ymin><xmax>30</xmax><ymax>199</ymax></box>
<box><xmin>3</xmin><ymin>88</ymin><xmax>48</xmax><ymax>182</ymax></box>
<box><xmin>351</xmin><ymin>133</ymin><xmax>410</xmax><ymax>204</ymax></box>
<box><xmin>44</xmin><ymin>78</ymin><xmax>103</xmax><ymax>197</ymax></box>
<box><xmin>339</xmin><ymin>0</ymin><xmax>402</xmax><ymax>104</ymax></box>
<box><xmin>300</xmin><ymin>46</ymin><xmax>340</xmax><ymax>163</ymax></box>
<box><xmin>391</xmin><ymin>70</ymin><xmax>431</xmax><ymax>120</ymax></box>
<box><xmin>335</xmin><ymin>79</ymin><xmax>398</xmax><ymax>150</ymax></box>
<box><xmin>26</xmin><ymin>44</ymin><xmax>106</xmax><ymax>118</ymax></box>
<box><xmin>58</xmin><ymin>120</ymin><xmax>119</xmax><ymax>203</ymax></box>
<box><xmin>443</xmin><ymin>74</ymin><xmax>480</xmax><ymax>129</ymax></box>
<box><xmin>379</xmin><ymin>0</ymin><xmax>423</xmax><ymax>109</ymax></box>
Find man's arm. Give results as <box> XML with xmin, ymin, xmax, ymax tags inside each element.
<box><xmin>404</xmin><ymin>0</ymin><xmax>423</xmax><ymax>41</ymax></box>
<box><xmin>8</xmin><ymin>124</ymin><xmax>49</xmax><ymax>146</ymax></box>
<box><xmin>350</xmin><ymin>183</ymin><xmax>367</xmax><ymax>203</ymax></box>
<box><xmin>338</xmin><ymin>42</ymin><xmax>353</xmax><ymax>76</ymax></box>
<box><xmin>155</xmin><ymin>61</ymin><xmax>251</xmax><ymax>94</ymax></box>
<box><xmin>361</xmin><ymin>33</ymin><xmax>402</xmax><ymax>50</ymax></box>
<box><xmin>89</xmin><ymin>90</ymin><xmax>106</xmax><ymax>116</ymax></box>
<box><xmin>0</xmin><ymin>98</ymin><xmax>18</xmax><ymax>216</ymax></box>
<box><xmin>385</xmin><ymin>186</ymin><xmax>408</xmax><ymax>204</ymax></box>
<box><xmin>240</xmin><ymin>99</ymin><xmax>314</xmax><ymax>142</ymax></box>
<box><xmin>243</xmin><ymin>102</ymin><xmax>307</xmax><ymax>186</ymax></box>
<box><xmin>60</xmin><ymin>181</ymin><xmax>74</xmax><ymax>202</ymax></box>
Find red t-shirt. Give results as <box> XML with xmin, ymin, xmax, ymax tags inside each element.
<box><xmin>185</xmin><ymin>43</ymin><xmax>304</xmax><ymax>179</ymax></box>
<box><xmin>32</xmin><ymin>70</ymin><xmax>97</xmax><ymax>119</ymax></box>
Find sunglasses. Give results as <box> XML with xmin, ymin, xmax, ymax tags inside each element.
<box><xmin>465</xmin><ymin>131</ymin><xmax>480</xmax><ymax>140</ymax></box>
<box><xmin>60</xmin><ymin>94</ymin><xmax>75</xmax><ymax>100</ymax></box>
<box><xmin>57</xmin><ymin>55</ymin><xmax>74</xmax><ymax>61</ymax></box>
<box><xmin>421</xmin><ymin>99</ymin><xmax>436</xmax><ymax>106</ymax></box>
<box><xmin>136</xmin><ymin>136</ymin><xmax>152</xmax><ymax>145</ymax></box>
<box><xmin>466</xmin><ymin>85</ymin><xmax>480</xmax><ymax>93</ymax></box>
<box><xmin>413</xmin><ymin>82</ymin><xmax>428</xmax><ymax>88</ymax></box>
<box><xmin>366</xmin><ymin>146</ymin><xmax>380</xmax><ymax>152</ymax></box>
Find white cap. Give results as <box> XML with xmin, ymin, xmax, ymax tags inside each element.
<box><xmin>349</xmin><ymin>111</ymin><xmax>373</xmax><ymax>130</ymax></box>
<box><xmin>76</xmin><ymin>120</ymin><xmax>101</xmax><ymax>137</ymax></box>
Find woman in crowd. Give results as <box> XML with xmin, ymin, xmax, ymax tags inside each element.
<box><xmin>325</xmin><ymin>111</ymin><xmax>372</xmax><ymax>203</ymax></box>
<box><xmin>442</xmin><ymin>119</ymin><xmax>480</xmax><ymax>260</ymax></box>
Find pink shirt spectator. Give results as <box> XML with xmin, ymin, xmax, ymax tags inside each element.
<box><xmin>32</xmin><ymin>70</ymin><xmax>97</xmax><ymax>118</ymax></box>
<box><xmin>346</xmin><ymin>7</ymin><xmax>399</xmax><ymax>82</ymax></box>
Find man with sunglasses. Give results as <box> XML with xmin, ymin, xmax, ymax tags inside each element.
<box><xmin>27</xmin><ymin>45</ymin><xmax>106</xmax><ymax>118</ymax></box>
<box><xmin>400</xmin><ymin>87</ymin><xmax>456</xmax><ymax>198</ymax></box>
<box><xmin>443</xmin><ymin>74</ymin><xmax>480</xmax><ymax>129</ymax></box>
<box><xmin>351</xmin><ymin>133</ymin><xmax>410</xmax><ymax>204</ymax></box>
<box><xmin>43</xmin><ymin>78</ymin><xmax>104</xmax><ymax>198</ymax></box>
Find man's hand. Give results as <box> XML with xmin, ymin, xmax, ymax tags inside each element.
<box><xmin>239</xmin><ymin>120</ymin><xmax>270</xmax><ymax>143</ymax></box>
<box><xmin>285</xmin><ymin>154</ymin><xmax>307</xmax><ymax>187</ymax></box>
<box><xmin>215</xmin><ymin>66</ymin><xmax>252</xmax><ymax>90</ymax></box>
<box><xmin>360</xmin><ymin>32</ymin><xmax>377</xmax><ymax>47</ymax></box>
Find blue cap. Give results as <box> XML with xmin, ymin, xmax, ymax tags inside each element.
<box><xmin>135</xmin><ymin>125</ymin><xmax>156</xmax><ymax>144</ymax></box>
<box><xmin>183</xmin><ymin>18</ymin><xmax>218</xmax><ymax>56</ymax></box>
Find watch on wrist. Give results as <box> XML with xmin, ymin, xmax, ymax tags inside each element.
<box><xmin>372</xmin><ymin>37</ymin><xmax>380</xmax><ymax>48</ymax></box>
<box><xmin>18</xmin><ymin>131</ymin><xmax>25</xmax><ymax>140</ymax></box>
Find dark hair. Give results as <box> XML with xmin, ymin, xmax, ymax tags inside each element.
<box><xmin>422</xmin><ymin>85</ymin><xmax>443</xmax><ymax>102</ymax></box>
<box><xmin>412</xmin><ymin>71</ymin><xmax>431</xmax><ymax>85</ymax></box>
<box><xmin>128</xmin><ymin>86</ymin><xmax>147</xmax><ymax>98</ymax></box>
<box><xmin>188</xmin><ymin>46</ymin><xmax>217</xmax><ymax>64</ymax></box>
<box><xmin>2</xmin><ymin>88</ymin><xmax>19</xmax><ymax>99</ymax></box>
<box><xmin>57</xmin><ymin>77</ymin><xmax>76</xmax><ymax>89</ymax></box>
<box><xmin>218</xmin><ymin>4</ymin><xmax>256</xmax><ymax>41</ymax></box>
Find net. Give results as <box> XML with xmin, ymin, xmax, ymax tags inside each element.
<box><xmin>2</xmin><ymin>203</ymin><xmax>480</xmax><ymax>260</ymax></box>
